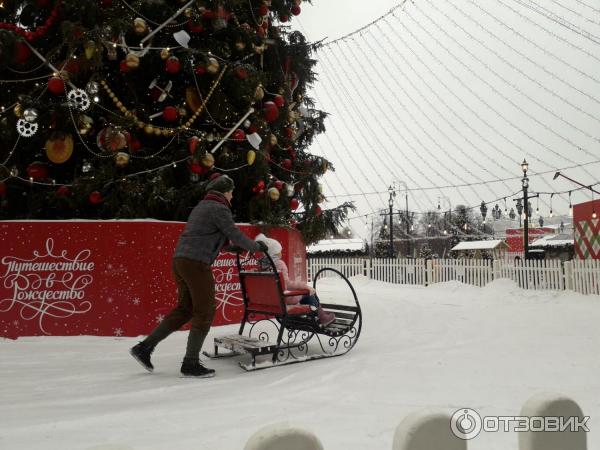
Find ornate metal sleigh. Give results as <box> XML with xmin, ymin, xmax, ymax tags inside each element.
<box><xmin>204</xmin><ymin>250</ymin><xmax>362</xmax><ymax>371</ymax></box>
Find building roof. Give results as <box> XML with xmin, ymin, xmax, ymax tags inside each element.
<box><xmin>307</xmin><ymin>238</ymin><xmax>365</xmax><ymax>253</ymax></box>
<box><xmin>530</xmin><ymin>234</ymin><xmax>574</xmax><ymax>248</ymax></box>
<box><xmin>451</xmin><ymin>239</ymin><xmax>509</xmax><ymax>251</ymax></box>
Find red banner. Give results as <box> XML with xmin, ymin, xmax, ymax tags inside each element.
<box><xmin>573</xmin><ymin>199</ymin><xmax>600</xmax><ymax>259</ymax></box>
<box><xmin>0</xmin><ymin>221</ymin><xmax>306</xmax><ymax>339</ymax></box>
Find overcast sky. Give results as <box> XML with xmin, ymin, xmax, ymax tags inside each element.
<box><xmin>290</xmin><ymin>0</ymin><xmax>600</xmax><ymax>239</ymax></box>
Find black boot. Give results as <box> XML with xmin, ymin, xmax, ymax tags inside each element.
<box><xmin>130</xmin><ymin>342</ymin><xmax>155</xmax><ymax>372</ymax></box>
<box><xmin>180</xmin><ymin>357</ymin><xmax>215</xmax><ymax>378</ymax></box>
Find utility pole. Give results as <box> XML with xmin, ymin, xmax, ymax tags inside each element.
<box><xmin>388</xmin><ymin>186</ymin><xmax>395</xmax><ymax>257</ymax></box>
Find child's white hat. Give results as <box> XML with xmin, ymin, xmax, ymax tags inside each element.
<box><xmin>254</xmin><ymin>233</ymin><xmax>282</xmax><ymax>256</ymax></box>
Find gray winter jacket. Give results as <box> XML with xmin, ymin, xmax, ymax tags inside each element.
<box><xmin>173</xmin><ymin>191</ymin><xmax>260</xmax><ymax>264</ymax></box>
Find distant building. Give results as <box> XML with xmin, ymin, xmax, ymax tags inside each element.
<box><xmin>529</xmin><ymin>234</ymin><xmax>574</xmax><ymax>262</ymax></box>
<box><xmin>307</xmin><ymin>238</ymin><xmax>366</xmax><ymax>256</ymax></box>
<box><xmin>450</xmin><ymin>239</ymin><xmax>509</xmax><ymax>259</ymax></box>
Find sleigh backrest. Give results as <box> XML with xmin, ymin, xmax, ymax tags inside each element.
<box><xmin>240</xmin><ymin>272</ymin><xmax>286</xmax><ymax>315</ymax></box>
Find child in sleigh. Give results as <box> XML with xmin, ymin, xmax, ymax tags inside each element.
<box><xmin>254</xmin><ymin>233</ymin><xmax>336</xmax><ymax>327</ymax></box>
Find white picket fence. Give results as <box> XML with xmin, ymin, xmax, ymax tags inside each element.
<box><xmin>307</xmin><ymin>257</ymin><xmax>600</xmax><ymax>295</ymax></box>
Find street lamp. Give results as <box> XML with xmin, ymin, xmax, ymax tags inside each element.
<box><xmin>388</xmin><ymin>185</ymin><xmax>395</xmax><ymax>258</ymax></box>
<box><xmin>438</xmin><ymin>196</ymin><xmax>451</xmax><ymax>235</ymax></box>
<box><xmin>521</xmin><ymin>159</ymin><xmax>530</xmax><ymax>259</ymax></box>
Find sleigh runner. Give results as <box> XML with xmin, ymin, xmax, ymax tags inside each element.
<box><xmin>204</xmin><ymin>250</ymin><xmax>362</xmax><ymax>371</ymax></box>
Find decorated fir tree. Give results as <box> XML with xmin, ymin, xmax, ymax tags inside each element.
<box><xmin>0</xmin><ymin>0</ymin><xmax>352</xmax><ymax>243</ymax></box>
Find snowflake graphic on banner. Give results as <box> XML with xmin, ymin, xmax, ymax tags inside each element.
<box><xmin>575</xmin><ymin>219</ymin><xmax>600</xmax><ymax>259</ymax></box>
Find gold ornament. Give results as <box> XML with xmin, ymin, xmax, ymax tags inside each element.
<box><xmin>246</xmin><ymin>150</ymin><xmax>256</xmax><ymax>166</ymax></box>
<box><xmin>77</xmin><ymin>115</ymin><xmax>94</xmax><ymax>135</ymax></box>
<box><xmin>268</xmin><ymin>134</ymin><xmax>278</xmax><ymax>146</ymax></box>
<box><xmin>160</xmin><ymin>48</ymin><xmax>170</xmax><ymax>60</ymax></box>
<box><xmin>184</xmin><ymin>7</ymin><xmax>193</xmax><ymax>18</ymax></box>
<box><xmin>322</xmin><ymin>160</ymin><xmax>329</xmax><ymax>173</ymax></box>
<box><xmin>234</xmin><ymin>41</ymin><xmax>246</xmax><ymax>51</ymax></box>
<box><xmin>268</xmin><ymin>187</ymin><xmax>280</xmax><ymax>201</ymax></box>
<box><xmin>14</xmin><ymin>103</ymin><xmax>23</xmax><ymax>118</ymax></box>
<box><xmin>133</xmin><ymin>17</ymin><xmax>148</xmax><ymax>35</ymax></box>
<box><xmin>144</xmin><ymin>125</ymin><xmax>154</xmax><ymax>134</ymax></box>
<box><xmin>84</xmin><ymin>40</ymin><xmax>96</xmax><ymax>59</ymax></box>
<box><xmin>126</xmin><ymin>53</ymin><xmax>140</xmax><ymax>69</ymax></box>
<box><xmin>253</xmin><ymin>44</ymin><xmax>266</xmax><ymax>54</ymax></box>
<box><xmin>206</xmin><ymin>57</ymin><xmax>220</xmax><ymax>74</ymax></box>
<box><xmin>115</xmin><ymin>152</ymin><xmax>130</xmax><ymax>167</ymax></box>
<box><xmin>200</xmin><ymin>152</ymin><xmax>215</xmax><ymax>168</ymax></box>
<box><xmin>45</xmin><ymin>133</ymin><xmax>74</xmax><ymax>164</ymax></box>
<box><xmin>254</xmin><ymin>85</ymin><xmax>265</xmax><ymax>101</ymax></box>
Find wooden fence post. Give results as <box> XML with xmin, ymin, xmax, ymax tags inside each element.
<box><xmin>244</xmin><ymin>423</ymin><xmax>324</xmax><ymax>450</ymax></box>
<box><xmin>564</xmin><ymin>261</ymin><xmax>573</xmax><ymax>292</ymax></box>
<box><xmin>519</xmin><ymin>392</ymin><xmax>587</xmax><ymax>450</ymax></box>
<box><xmin>393</xmin><ymin>410</ymin><xmax>467</xmax><ymax>450</ymax></box>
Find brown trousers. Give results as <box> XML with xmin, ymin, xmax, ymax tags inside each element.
<box><xmin>144</xmin><ymin>258</ymin><xmax>216</xmax><ymax>358</ymax></box>
<box><xmin>162</xmin><ymin>257</ymin><xmax>216</xmax><ymax>335</ymax></box>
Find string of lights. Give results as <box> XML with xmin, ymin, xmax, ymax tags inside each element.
<box><xmin>468</xmin><ymin>0</ymin><xmax>600</xmax><ymax>86</ymax></box>
<box><xmin>399</xmin><ymin>7</ymin><xmax>595</xmax><ymax>202</ymax></box>
<box><xmin>439</xmin><ymin>1</ymin><xmax>600</xmax><ymax>130</ymax></box>
<box><xmin>512</xmin><ymin>0</ymin><xmax>600</xmax><ymax>44</ymax></box>
<box><xmin>499</xmin><ymin>0</ymin><xmax>600</xmax><ymax>65</ymax></box>
<box><xmin>546</xmin><ymin>0</ymin><xmax>600</xmax><ymax>27</ymax></box>
<box><xmin>572</xmin><ymin>0</ymin><xmax>600</xmax><ymax>15</ymax></box>
<box><xmin>356</xmin><ymin>28</ymin><xmax>506</xmax><ymax>201</ymax></box>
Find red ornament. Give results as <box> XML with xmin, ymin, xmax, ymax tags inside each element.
<box><xmin>287</xmin><ymin>146</ymin><xmax>296</xmax><ymax>160</ymax></box>
<box><xmin>128</xmin><ymin>135</ymin><xmax>142</xmax><ymax>152</ymax></box>
<box><xmin>315</xmin><ymin>205</ymin><xmax>322</xmax><ymax>217</ymax></box>
<box><xmin>247</xmin><ymin>124</ymin><xmax>258</xmax><ymax>134</ymax></box>
<box><xmin>190</xmin><ymin>161</ymin><xmax>204</xmax><ymax>174</ymax></box>
<box><xmin>257</xmin><ymin>180</ymin><xmax>266</xmax><ymax>190</ymax></box>
<box><xmin>274</xmin><ymin>180</ymin><xmax>284</xmax><ymax>191</ymax></box>
<box><xmin>291</xmin><ymin>5</ymin><xmax>301</xmax><ymax>15</ymax></box>
<box><xmin>284</xmin><ymin>127</ymin><xmax>294</xmax><ymax>139</ymax></box>
<box><xmin>263</xmin><ymin>101</ymin><xmax>279</xmax><ymax>123</ymax></box>
<box><xmin>165</xmin><ymin>56</ymin><xmax>181</xmax><ymax>74</ymax></box>
<box><xmin>162</xmin><ymin>106</ymin><xmax>179</xmax><ymax>122</ymax></box>
<box><xmin>0</xmin><ymin>181</ymin><xmax>6</xmax><ymax>198</ymax></box>
<box><xmin>89</xmin><ymin>191</ymin><xmax>103</xmax><ymax>204</ymax></box>
<box><xmin>26</xmin><ymin>162</ymin><xmax>49</xmax><ymax>181</ymax></box>
<box><xmin>188</xmin><ymin>136</ymin><xmax>200</xmax><ymax>154</ymax></box>
<box><xmin>279</xmin><ymin>14</ymin><xmax>289</xmax><ymax>22</ymax></box>
<box><xmin>273</xmin><ymin>95</ymin><xmax>285</xmax><ymax>108</ymax></box>
<box><xmin>290</xmin><ymin>198</ymin><xmax>299</xmax><ymax>210</ymax></box>
<box><xmin>188</xmin><ymin>20</ymin><xmax>204</xmax><ymax>33</ymax></box>
<box><xmin>47</xmin><ymin>77</ymin><xmax>64</xmax><ymax>95</ymax></box>
<box><xmin>281</xmin><ymin>158</ymin><xmax>292</xmax><ymax>170</ymax></box>
<box><xmin>257</xmin><ymin>4</ymin><xmax>269</xmax><ymax>15</ymax></box>
<box><xmin>56</xmin><ymin>185</ymin><xmax>71</xmax><ymax>197</ymax></box>
<box><xmin>232</xmin><ymin>129</ymin><xmax>245</xmax><ymax>141</ymax></box>
<box><xmin>100</xmin><ymin>0</ymin><xmax>113</xmax><ymax>6</ymax></box>
<box><xmin>119</xmin><ymin>60</ymin><xmax>130</xmax><ymax>73</ymax></box>
<box><xmin>234</xmin><ymin>67</ymin><xmax>248</xmax><ymax>79</ymax></box>
<box><xmin>194</xmin><ymin>65</ymin><xmax>206</xmax><ymax>75</ymax></box>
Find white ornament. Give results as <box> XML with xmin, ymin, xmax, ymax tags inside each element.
<box><xmin>67</xmin><ymin>89</ymin><xmax>91</xmax><ymax>111</ymax></box>
<box><xmin>16</xmin><ymin>119</ymin><xmax>38</xmax><ymax>137</ymax></box>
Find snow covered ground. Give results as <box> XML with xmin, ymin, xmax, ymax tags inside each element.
<box><xmin>1</xmin><ymin>277</ymin><xmax>599</xmax><ymax>450</ymax></box>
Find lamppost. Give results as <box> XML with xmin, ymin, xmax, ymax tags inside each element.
<box><xmin>396</xmin><ymin>181</ymin><xmax>411</xmax><ymax>256</ymax></box>
<box><xmin>480</xmin><ymin>201</ymin><xmax>488</xmax><ymax>232</ymax></box>
<box><xmin>521</xmin><ymin>159</ymin><xmax>530</xmax><ymax>259</ymax></box>
<box><xmin>438</xmin><ymin>196</ymin><xmax>451</xmax><ymax>235</ymax></box>
<box><xmin>388</xmin><ymin>185</ymin><xmax>395</xmax><ymax>257</ymax></box>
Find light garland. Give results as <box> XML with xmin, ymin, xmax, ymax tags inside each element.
<box><xmin>99</xmin><ymin>64</ymin><xmax>227</xmax><ymax>135</ymax></box>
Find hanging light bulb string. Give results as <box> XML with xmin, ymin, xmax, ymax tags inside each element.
<box><xmin>119</xmin><ymin>0</ymin><xmax>188</xmax><ymax>30</ymax></box>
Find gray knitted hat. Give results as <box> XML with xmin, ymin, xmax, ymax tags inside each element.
<box><xmin>206</xmin><ymin>174</ymin><xmax>235</xmax><ymax>193</ymax></box>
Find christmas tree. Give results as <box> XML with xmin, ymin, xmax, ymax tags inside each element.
<box><xmin>0</xmin><ymin>0</ymin><xmax>352</xmax><ymax>243</ymax></box>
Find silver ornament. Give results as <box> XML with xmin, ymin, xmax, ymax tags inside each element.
<box><xmin>68</xmin><ymin>89</ymin><xmax>91</xmax><ymax>111</ymax></box>
<box><xmin>23</xmin><ymin>108</ymin><xmax>38</xmax><ymax>123</ymax></box>
<box><xmin>243</xmin><ymin>119</ymin><xmax>251</xmax><ymax>128</ymax></box>
<box><xmin>82</xmin><ymin>160</ymin><xmax>92</xmax><ymax>173</ymax></box>
<box><xmin>16</xmin><ymin>119</ymin><xmax>39</xmax><ymax>137</ymax></box>
<box><xmin>10</xmin><ymin>166</ymin><xmax>19</xmax><ymax>177</ymax></box>
<box><xmin>86</xmin><ymin>81</ymin><xmax>100</xmax><ymax>95</ymax></box>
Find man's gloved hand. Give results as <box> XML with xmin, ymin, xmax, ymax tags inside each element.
<box><xmin>256</xmin><ymin>241</ymin><xmax>269</xmax><ymax>253</ymax></box>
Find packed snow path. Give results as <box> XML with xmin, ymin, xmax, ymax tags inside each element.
<box><xmin>1</xmin><ymin>277</ymin><xmax>598</xmax><ymax>450</ymax></box>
